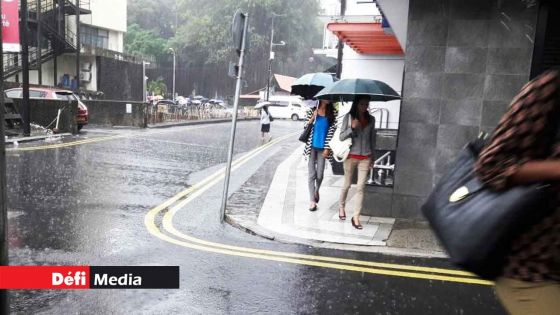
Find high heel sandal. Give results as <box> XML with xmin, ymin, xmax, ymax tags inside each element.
<box><xmin>338</xmin><ymin>208</ymin><xmax>346</xmax><ymax>220</ymax></box>
<box><xmin>351</xmin><ymin>216</ymin><xmax>363</xmax><ymax>230</ymax></box>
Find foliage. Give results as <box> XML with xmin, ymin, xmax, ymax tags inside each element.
<box><xmin>124</xmin><ymin>24</ymin><xmax>171</xmax><ymax>62</ymax></box>
<box><xmin>148</xmin><ymin>79</ymin><xmax>168</xmax><ymax>96</ymax></box>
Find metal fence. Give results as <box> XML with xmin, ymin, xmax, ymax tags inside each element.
<box><xmin>147</xmin><ymin>104</ymin><xmax>259</xmax><ymax>125</ymax></box>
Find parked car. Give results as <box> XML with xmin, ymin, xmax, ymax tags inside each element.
<box><xmin>264</xmin><ymin>96</ymin><xmax>306</xmax><ymax>121</ymax></box>
<box><xmin>5</xmin><ymin>87</ymin><xmax>89</xmax><ymax>130</ymax></box>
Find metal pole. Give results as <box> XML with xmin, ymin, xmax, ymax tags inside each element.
<box><xmin>21</xmin><ymin>0</ymin><xmax>31</xmax><ymax>136</ymax></box>
<box><xmin>37</xmin><ymin>0</ymin><xmax>42</xmax><ymax>85</ymax></box>
<box><xmin>172</xmin><ymin>49</ymin><xmax>176</xmax><ymax>102</ymax></box>
<box><xmin>142</xmin><ymin>62</ymin><xmax>146</xmax><ymax>102</ymax></box>
<box><xmin>0</xmin><ymin>3</ymin><xmax>10</xmax><ymax>312</ymax></box>
<box><xmin>220</xmin><ymin>14</ymin><xmax>248</xmax><ymax>223</ymax></box>
<box><xmin>336</xmin><ymin>0</ymin><xmax>346</xmax><ymax>79</ymax></box>
<box><xmin>75</xmin><ymin>0</ymin><xmax>80</xmax><ymax>92</ymax></box>
<box><xmin>266</xmin><ymin>16</ymin><xmax>274</xmax><ymax>101</ymax></box>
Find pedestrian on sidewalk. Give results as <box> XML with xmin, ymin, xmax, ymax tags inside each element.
<box><xmin>338</xmin><ymin>96</ymin><xmax>376</xmax><ymax>229</ymax></box>
<box><xmin>475</xmin><ymin>70</ymin><xmax>560</xmax><ymax>315</ymax></box>
<box><xmin>260</xmin><ymin>105</ymin><xmax>273</xmax><ymax>144</ymax></box>
<box><xmin>303</xmin><ymin>99</ymin><xmax>338</xmax><ymax>211</ymax></box>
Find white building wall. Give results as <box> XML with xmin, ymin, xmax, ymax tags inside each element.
<box><xmin>376</xmin><ymin>0</ymin><xmax>410</xmax><ymax>52</ymax></box>
<box><xmin>341</xmin><ymin>47</ymin><xmax>404</xmax><ymax>130</ymax></box>
<box><xmin>86</xmin><ymin>0</ymin><xmax>127</xmax><ymax>33</ymax></box>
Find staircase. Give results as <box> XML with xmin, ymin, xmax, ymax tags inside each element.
<box><xmin>2</xmin><ymin>0</ymin><xmax>91</xmax><ymax>80</ymax></box>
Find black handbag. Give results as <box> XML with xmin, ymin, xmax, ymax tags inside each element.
<box><xmin>421</xmin><ymin>136</ymin><xmax>556</xmax><ymax>280</ymax></box>
<box><xmin>299</xmin><ymin>123</ymin><xmax>313</xmax><ymax>143</ymax></box>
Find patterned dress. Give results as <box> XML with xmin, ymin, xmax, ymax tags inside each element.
<box><xmin>302</xmin><ymin>108</ymin><xmax>338</xmax><ymax>164</ymax></box>
<box><xmin>475</xmin><ymin>70</ymin><xmax>560</xmax><ymax>282</ymax></box>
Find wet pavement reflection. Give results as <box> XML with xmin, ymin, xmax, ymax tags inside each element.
<box><xmin>5</xmin><ymin>121</ymin><xmax>505</xmax><ymax>314</ymax></box>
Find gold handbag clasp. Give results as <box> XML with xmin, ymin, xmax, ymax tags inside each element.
<box><xmin>449</xmin><ymin>186</ymin><xmax>469</xmax><ymax>203</ymax></box>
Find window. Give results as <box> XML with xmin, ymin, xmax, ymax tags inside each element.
<box><xmin>5</xmin><ymin>90</ymin><xmax>21</xmax><ymax>98</ymax></box>
<box><xmin>292</xmin><ymin>104</ymin><xmax>301</xmax><ymax>108</ymax></box>
<box><xmin>29</xmin><ymin>91</ymin><xmax>47</xmax><ymax>99</ymax></box>
<box><xmin>80</xmin><ymin>24</ymin><xmax>109</xmax><ymax>50</ymax></box>
<box><xmin>272</xmin><ymin>101</ymin><xmax>289</xmax><ymax>107</ymax></box>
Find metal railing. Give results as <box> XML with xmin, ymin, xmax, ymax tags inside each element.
<box><xmin>368</xmin><ymin>151</ymin><xmax>395</xmax><ymax>186</ymax></box>
<box><xmin>371</xmin><ymin>108</ymin><xmax>390</xmax><ymax>129</ymax></box>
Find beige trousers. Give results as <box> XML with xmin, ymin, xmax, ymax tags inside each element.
<box><xmin>339</xmin><ymin>158</ymin><xmax>371</xmax><ymax>218</ymax></box>
<box><xmin>495</xmin><ymin>277</ymin><xmax>560</xmax><ymax>315</ymax></box>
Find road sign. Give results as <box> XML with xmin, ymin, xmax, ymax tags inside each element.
<box><xmin>2</xmin><ymin>0</ymin><xmax>20</xmax><ymax>52</ymax></box>
<box><xmin>232</xmin><ymin>10</ymin><xmax>247</xmax><ymax>56</ymax></box>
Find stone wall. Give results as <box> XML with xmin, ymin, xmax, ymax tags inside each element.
<box><xmin>96</xmin><ymin>57</ymin><xmax>143</xmax><ymax>102</ymax></box>
<box><xmin>83</xmin><ymin>100</ymin><xmax>147</xmax><ymax>128</ymax></box>
<box><xmin>364</xmin><ymin>0</ymin><xmax>539</xmax><ymax>218</ymax></box>
<box><xmin>12</xmin><ymin>99</ymin><xmax>78</xmax><ymax>134</ymax></box>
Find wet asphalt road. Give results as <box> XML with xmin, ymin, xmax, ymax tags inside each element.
<box><xmin>5</xmin><ymin>120</ymin><xmax>506</xmax><ymax>314</ymax></box>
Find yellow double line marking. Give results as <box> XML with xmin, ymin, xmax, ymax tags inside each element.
<box><xmin>6</xmin><ymin>125</ymin><xmax>211</xmax><ymax>153</ymax></box>
<box><xmin>145</xmin><ymin>133</ymin><xmax>494</xmax><ymax>286</ymax></box>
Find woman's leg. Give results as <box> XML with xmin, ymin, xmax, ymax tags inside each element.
<box><xmin>314</xmin><ymin>150</ymin><xmax>326</xmax><ymax>199</ymax></box>
<box><xmin>495</xmin><ymin>277</ymin><xmax>560</xmax><ymax>315</ymax></box>
<box><xmin>353</xmin><ymin>159</ymin><xmax>371</xmax><ymax>220</ymax></box>
<box><xmin>339</xmin><ymin>159</ymin><xmax>357</xmax><ymax>210</ymax></box>
<box><xmin>308</xmin><ymin>149</ymin><xmax>318</xmax><ymax>204</ymax></box>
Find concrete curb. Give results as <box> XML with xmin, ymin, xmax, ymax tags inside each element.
<box><xmin>147</xmin><ymin>117</ymin><xmax>259</xmax><ymax>129</ymax></box>
<box><xmin>6</xmin><ymin>133</ymin><xmax>73</xmax><ymax>144</ymax></box>
<box><xmin>225</xmin><ymin>213</ymin><xmax>448</xmax><ymax>259</ymax></box>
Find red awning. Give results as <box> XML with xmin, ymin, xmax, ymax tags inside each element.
<box><xmin>327</xmin><ymin>22</ymin><xmax>403</xmax><ymax>55</ymax></box>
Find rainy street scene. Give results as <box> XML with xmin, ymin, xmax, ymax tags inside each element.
<box><xmin>1</xmin><ymin>0</ymin><xmax>559</xmax><ymax>314</ymax></box>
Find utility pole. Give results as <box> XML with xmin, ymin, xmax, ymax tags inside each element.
<box><xmin>265</xmin><ymin>13</ymin><xmax>286</xmax><ymax>101</ymax></box>
<box><xmin>336</xmin><ymin>0</ymin><xmax>347</xmax><ymax>79</ymax></box>
<box><xmin>20</xmin><ymin>0</ymin><xmax>31</xmax><ymax>136</ymax></box>
<box><xmin>142</xmin><ymin>61</ymin><xmax>150</xmax><ymax>102</ymax></box>
<box><xmin>75</xmin><ymin>0</ymin><xmax>81</xmax><ymax>93</ymax></box>
<box><xmin>266</xmin><ymin>15</ymin><xmax>275</xmax><ymax>101</ymax></box>
<box><xmin>169</xmin><ymin>48</ymin><xmax>176</xmax><ymax>102</ymax></box>
<box><xmin>0</xmin><ymin>2</ymin><xmax>10</xmax><ymax>312</ymax></box>
<box><xmin>37</xmin><ymin>0</ymin><xmax>42</xmax><ymax>85</ymax></box>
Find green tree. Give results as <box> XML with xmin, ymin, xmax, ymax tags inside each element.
<box><xmin>124</xmin><ymin>24</ymin><xmax>170</xmax><ymax>62</ymax></box>
<box><xmin>148</xmin><ymin>79</ymin><xmax>168</xmax><ymax>96</ymax></box>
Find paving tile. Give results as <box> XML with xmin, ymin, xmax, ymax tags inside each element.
<box><xmin>257</xmin><ymin>147</ymin><xmax>396</xmax><ymax>246</ymax></box>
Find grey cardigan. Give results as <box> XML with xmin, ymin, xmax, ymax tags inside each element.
<box><xmin>339</xmin><ymin>113</ymin><xmax>377</xmax><ymax>157</ymax></box>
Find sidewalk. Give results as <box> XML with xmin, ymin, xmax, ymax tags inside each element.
<box><xmin>226</xmin><ymin>145</ymin><xmax>446</xmax><ymax>258</ymax></box>
<box><xmin>147</xmin><ymin>117</ymin><xmax>258</xmax><ymax>129</ymax></box>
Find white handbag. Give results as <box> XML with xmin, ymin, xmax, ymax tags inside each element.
<box><xmin>329</xmin><ymin>114</ymin><xmax>352</xmax><ymax>162</ymax></box>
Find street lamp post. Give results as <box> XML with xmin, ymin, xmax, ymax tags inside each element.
<box><xmin>265</xmin><ymin>13</ymin><xmax>286</xmax><ymax>101</ymax></box>
<box><xmin>169</xmin><ymin>48</ymin><xmax>176</xmax><ymax>102</ymax></box>
<box><xmin>142</xmin><ymin>61</ymin><xmax>151</xmax><ymax>103</ymax></box>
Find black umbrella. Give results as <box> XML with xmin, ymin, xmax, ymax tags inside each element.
<box><xmin>291</xmin><ymin>73</ymin><xmax>339</xmax><ymax>100</ymax></box>
<box><xmin>315</xmin><ymin>78</ymin><xmax>401</xmax><ymax>102</ymax></box>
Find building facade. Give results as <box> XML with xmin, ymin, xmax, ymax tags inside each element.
<box><xmin>4</xmin><ymin>0</ymin><xmax>142</xmax><ymax>100</ymax></box>
<box><xmin>335</xmin><ymin>0</ymin><xmax>560</xmax><ymax>219</ymax></box>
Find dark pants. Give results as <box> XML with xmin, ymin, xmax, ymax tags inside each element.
<box><xmin>308</xmin><ymin>149</ymin><xmax>326</xmax><ymax>202</ymax></box>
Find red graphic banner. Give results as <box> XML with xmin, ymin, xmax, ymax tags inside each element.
<box><xmin>0</xmin><ymin>266</ymin><xmax>90</xmax><ymax>290</ymax></box>
<box><xmin>2</xmin><ymin>0</ymin><xmax>20</xmax><ymax>52</ymax></box>
<box><xmin>0</xmin><ymin>266</ymin><xmax>180</xmax><ymax>289</ymax></box>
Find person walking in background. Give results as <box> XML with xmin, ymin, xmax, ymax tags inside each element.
<box><xmin>338</xmin><ymin>96</ymin><xmax>376</xmax><ymax>229</ymax></box>
<box><xmin>260</xmin><ymin>105</ymin><xmax>272</xmax><ymax>144</ymax></box>
<box><xmin>475</xmin><ymin>70</ymin><xmax>560</xmax><ymax>315</ymax></box>
<box><xmin>303</xmin><ymin>99</ymin><xmax>337</xmax><ymax>212</ymax></box>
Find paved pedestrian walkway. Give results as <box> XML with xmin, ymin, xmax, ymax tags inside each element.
<box><xmin>257</xmin><ymin>147</ymin><xmax>394</xmax><ymax>246</ymax></box>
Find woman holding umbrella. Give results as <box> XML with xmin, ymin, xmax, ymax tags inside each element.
<box><xmin>338</xmin><ymin>96</ymin><xmax>376</xmax><ymax>229</ymax></box>
<box><xmin>255</xmin><ymin>101</ymin><xmax>273</xmax><ymax>144</ymax></box>
<box><xmin>302</xmin><ymin>99</ymin><xmax>338</xmax><ymax>212</ymax></box>
<box><xmin>315</xmin><ymin>78</ymin><xmax>401</xmax><ymax>229</ymax></box>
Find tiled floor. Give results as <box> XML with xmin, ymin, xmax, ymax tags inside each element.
<box><xmin>258</xmin><ymin>147</ymin><xmax>394</xmax><ymax>246</ymax></box>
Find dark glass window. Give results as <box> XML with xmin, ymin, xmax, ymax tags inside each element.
<box><xmin>80</xmin><ymin>24</ymin><xmax>109</xmax><ymax>50</ymax></box>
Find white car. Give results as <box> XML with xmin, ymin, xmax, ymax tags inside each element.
<box><xmin>264</xmin><ymin>97</ymin><xmax>307</xmax><ymax>121</ymax></box>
